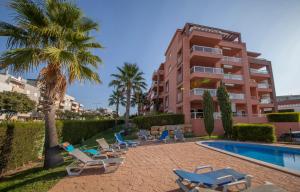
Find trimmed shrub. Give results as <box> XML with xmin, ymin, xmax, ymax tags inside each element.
<box><xmin>59</xmin><ymin>119</ymin><xmax>124</xmax><ymax>144</ymax></box>
<box><xmin>217</xmin><ymin>84</ymin><xmax>233</xmax><ymax>138</ymax></box>
<box><xmin>0</xmin><ymin>122</ymin><xmax>44</xmax><ymax>174</ymax></box>
<box><xmin>0</xmin><ymin>119</ymin><xmax>124</xmax><ymax>175</ymax></box>
<box><xmin>233</xmin><ymin>123</ymin><xmax>276</xmax><ymax>143</ymax></box>
<box><xmin>267</xmin><ymin>112</ymin><xmax>300</xmax><ymax>122</ymax></box>
<box><xmin>203</xmin><ymin>91</ymin><xmax>214</xmax><ymax>136</ymax></box>
<box><xmin>132</xmin><ymin>114</ymin><xmax>184</xmax><ymax>130</ymax></box>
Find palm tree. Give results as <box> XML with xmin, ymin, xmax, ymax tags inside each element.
<box><xmin>0</xmin><ymin>0</ymin><xmax>102</xmax><ymax>168</ymax></box>
<box><xmin>108</xmin><ymin>90</ymin><xmax>125</xmax><ymax>117</ymax></box>
<box><xmin>109</xmin><ymin>63</ymin><xmax>146</xmax><ymax>129</ymax></box>
<box><xmin>131</xmin><ymin>91</ymin><xmax>148</xmax><ymax>115</ymax></box>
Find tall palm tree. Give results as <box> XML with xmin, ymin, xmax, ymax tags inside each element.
<box><xmin>0</xmin><ymin>0</ymin><xmax>102</xmax><ymax>168</ymax></box>
<box><xmin>108</xmin><ymin>90</ymin><xmax>125</xmax><ymax>117</ymax></box>
<box><xmin>109</xmin><ymin>63</ymin><xmax>146</xmax><ymax>128</ymax></box>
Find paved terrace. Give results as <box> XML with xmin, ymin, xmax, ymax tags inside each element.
<box><xmin>50</xmin><ymin>142</ymin><xmax>300</xmax><ymax>192</ymax></box>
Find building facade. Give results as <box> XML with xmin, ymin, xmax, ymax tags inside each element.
<box><xmin>277</xmin><ymin>95</ymin><xmax>300</xmax><ymax>112</ymax></box>
<box><xmin>0</xmin><ymin>71</ymin><xmax>83</xmax><ymax>119</ymax></box>
<box><xmin>147</xmin><ymin>23</ymin><xmax>277</xmax><ymax>135</ymax></box>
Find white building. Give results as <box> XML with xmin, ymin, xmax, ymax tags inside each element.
<box><xmin>0</xmin><ymin>71</ymin><xmax>84</xmax><ymax>119</ymax></box>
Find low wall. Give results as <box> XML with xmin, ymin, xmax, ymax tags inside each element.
<box><xmin>271</xmin><ymin>122</ymin><xmax>300</xmax><ymax>137</ymax></box>
<box><xmin>192</xmin><ymin>117</ymin><xmax>300</xmax><ymax>137</ymax></box>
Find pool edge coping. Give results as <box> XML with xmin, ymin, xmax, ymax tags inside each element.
<box><xmin>196</xmin><ymin>140</ymin><xmax>300</xmax><ymax>177</ymax></box>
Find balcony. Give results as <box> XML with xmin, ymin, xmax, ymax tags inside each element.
<box><xmin>191</xmin><ymin>45</ymin><xmax>222</xmax><ymax>55</ymax></box>
<box><xmin>191</xmin><ymin>112</ymin><xmax>221</xmax><ymax>119</ymax></box>
<box><xmin>224</xmin><ymin>74</ymin><xmax>243</xmax><ymax>80</ymax></box>
<box><xmin>177</xmin><ymin>92</ymin><xmax>183</xmax><ymax>103</ymax></box>
<box><xmin>229</xmin><ymin>93</ymin><xmax>245</xmax><ymax>100</ymax></box>
<box><xmin>177</xmin><ymin>55</ymin><xmax>183</xmax><ymax>64</ymax></box>
<box><xmin>177</xmin><ymin>74</ymin><xmax>183</xmax><ymax>84</ymax></box>
<box><xmin>250</xmin><ymin>68</ymin><xmax>268</xmax><ymax>74</ymax></box>
<box><xmin>190</xmin><ymin>88</ymin><xmax>217</xmax><ymax>97</ymax></box>
<box><xmin>248</xmin><ymin>57</ymin><xmax>270</xmax><ymax>65</ymax></box>
<box><xmin>257</xmin><ymin>83</ymin><xmax>270</xmax><ymax>89</ymax></box>
<box><xmin>191</xmin><ymin>66</ymin><xmax>223</xmax><ymax>74</ymax></box>
<box><xmin>260</xmin><ymin>98</ymin><xmax>272</xmax><ymax>104</ymax></box>
<box><xmin>222</xmin><ymin>56</ymin><xmax>242</xmax><ymax>63</ymax></box>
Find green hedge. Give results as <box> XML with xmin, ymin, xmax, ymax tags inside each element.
<box><xmin>267</xmin><ymin>112</ymin><xmax>300</xmax><ymax>122</ymax></box>
<box><xmin>0</xmin><ymin>122</ymin><xmax>45</xmax><ymax>174</ymax></box>
<box><xmin>132</xmin><ymin>114</ymin><xmax>184</xmax><ymax>130</ymax></box>
<box><xmin>59</xmin><ymin>119</ymin><xmax>124</xmax><ymax>144</ymax></box>
<box><xmin>0</xmin><ymin>119</ymin><xmax>123</xmax><ymax>175</ymax></box>
<box><xmin>233</xmin><ymin>123</ymin><xmax>276</xmax><ymax>143</ymax></box>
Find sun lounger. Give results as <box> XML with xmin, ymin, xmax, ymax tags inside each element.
<box><xmin>96</xmin><ymin>138</ymin><xmax>127</xmax><ymax>154</ymax></box>
<box><xmin>158</xmin><ymin>130</ymin><xmax>169</xmax><ymax>143</ymax></box>
<box><xmin>173</xmin><ymin>165</ymin><xmax>252</xmax><ymax>192</ymax></box>
<box><xmin>222</xmin><ymin>181</ymin><xmax>286</xmax><ymax>192</ymax></box>
<box><xmin>61</xmin><ymin>142</ymin><xmax>107</xmax><ymax>159</ymax></box>
<box><xmin>138</xmin><ymin>129</ymin><xmax>154</xmax><ymax>141</ymax></box>
<box><xmin>115</xmin><ymin>132</ymin><xmax>139</xmax><ymax>147</ymax></box>
<box><xmin>66</xmin><ymin>148</ymin><xmax>124</xmax><ymax>176</ymax></box>
<box><xmin>174</xmin><ymin>129</ymin><xmax>185</xmax><ymax>142</ymax></box>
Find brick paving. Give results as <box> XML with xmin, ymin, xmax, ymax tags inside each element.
<box><xmin>49</xmin><ymin>142</ymin><xmax>300</xmax><ymax>192</ymax></box>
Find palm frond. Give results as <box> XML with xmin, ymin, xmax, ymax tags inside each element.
<box><xmin>0</xmin><ymin>48</ymin><xmax>42</xmax><ymax>73</ymax></box>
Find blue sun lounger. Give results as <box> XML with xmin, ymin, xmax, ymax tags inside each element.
<box><xmin>115</xmin><ymin>132</ymin><xmax>139</xmax><ymax>148</ymax></box>
<box><xmin>173</xmin><ymin>165</ymin><xmax>252</xmax><ymax>192</ymax></box>
<box><xmin>158</xmin><ymin>129</ymin><xmax>169</xmax><ymax>143</ymax></box>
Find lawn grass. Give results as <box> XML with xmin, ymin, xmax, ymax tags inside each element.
<box><xmin>0</xmin><ymin>158</ymin><xmax>71</xmax><ymax>192</ymax></box>
<box><xmin>0</xmin><ymin>125</ymin><xmax>137</xmax><ymax>192</ymax></box>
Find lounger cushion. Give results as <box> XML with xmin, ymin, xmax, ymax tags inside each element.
<box><xmin>83</xmin><ymin>149</ymin><xmax>100</xmax><ymax>156</ymax></box>
<box><xmin>174</xmin><ymin>168</ymin><xmax>246</xmax><ymax>187</ymax></box>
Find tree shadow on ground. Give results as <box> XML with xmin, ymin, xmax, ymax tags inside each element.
<box><xmin>0</xmin><ymin>170</ymin><xmax>66</xmax><ymax>192</ymax></box>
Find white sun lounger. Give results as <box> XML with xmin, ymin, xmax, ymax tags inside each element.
<box><xmin>66</xmin><ymin>148</ymin><xmax>124</xmax><ymax>176</ymax></box>
<box><xmin>96</xmin><ymin>138</ymin><xmax>127</xmax><ymax>154</ymax></box>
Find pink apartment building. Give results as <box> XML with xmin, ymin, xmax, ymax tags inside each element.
<box><xmin>146</xmin><ymin>23</ymin><xmax>277</xmax><ymax>135</ymax></box>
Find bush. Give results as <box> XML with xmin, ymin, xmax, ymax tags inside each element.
<box><xmin>267</xmin><ymin>112</ymin><xmax>300</xmax><ymax>122</ymax></box>
<box><xmin>233</xmin><ymin>123</ymin><xmax>276</xmax><ymax>143</ymax></box>
<box><xmin>0</xmin><ymin>119</ymin><xmax>124</xmax><ymax>175</ymax></box>
<box><xmin>132</xmin><ymin>114</ymin><xmax>184</xmax><ymax>130</ymax></box>
<box><xmin>0</xmin><ymin>122</ymin><xmax>44</xmax><ymax>174</ymax></box>
<box><xmin>59</xmin><ymin>119</ymin><xmax>124</xmax><ymax>144</ymax></box>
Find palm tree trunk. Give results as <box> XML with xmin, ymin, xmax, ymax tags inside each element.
<box><xmin>115</xmin><ymin>100</ymin><xmax>119</xmax><ymax>128</ymax></box>
<box><xmin>44</xmin><ymin>102</ymin><xmax>64</xmax><ymax>168</ymax></box>
<box><xmin>125</xmin><ymin>88</ymin><xmax>131</xmax><ymax>129</ymax></box>
<box><xmin>116</xmin><ymin>99</ymin><xmax>119</xmax><ymax>117</ymax></box>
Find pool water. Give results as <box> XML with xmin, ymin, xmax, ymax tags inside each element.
<box><xmin>201</xmin><ymin>141</ymin><xmax>300</xmax><ymax>172</ymax></box>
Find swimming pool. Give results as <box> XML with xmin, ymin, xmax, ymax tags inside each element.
<box><xmin>198</xmin><ymin>141</ymin><xmax>300</xmax><ymax>174</ymax></box>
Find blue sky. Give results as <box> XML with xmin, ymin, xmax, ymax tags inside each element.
<box><xmin>0</xmin><ymin>0</ymin><xmax>300</xmax><ymax>113</ymax></box>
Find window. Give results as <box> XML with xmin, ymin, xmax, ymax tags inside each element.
<box><xmin>168</xmin><ymin>65</ymin><xmax>172</xmax><ymax>73</ymax></box>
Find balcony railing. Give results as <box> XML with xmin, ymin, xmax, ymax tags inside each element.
<box><xmin>190</xmin><ymin>88</ymin><xmax>217</xmax><ymax>96</ymax></box>
<box><xmin>191</xmin><ymin>66</ymin><xmax>224</xmax><ymax>74</ymax></box>
<box><xmin>191</xmin><ymin>112</ymin><xmax>221</xmax><ymax>119</ymax></box>
<box><xmin>260</xmin><ymin>98</ymin><xmax>272</xmax><ymax>104</ymax></box>
<box><xmin>222</xmin><ymin>56</ymin><xmax>242</xmax><ymax>63</ymax></box>
<box><xmin>257</xmin><ymin>83</ymin><xmax>270</xmax><ymax>89</ymax></box>
<box><xmin>152</xmin><ymin>81</ymin><xmax>158</xmax><ymax>86</ymax></box>
<box><xmin>191</xmin><ymin>45</ymin><xmax>222</xmax><ymax>55</ymax></box>
<box><xmin>224</xmin><ymin>74</ymin><xmax>243</xmax><ymax>80</ymax></box>
<box><xmin>250</xmin><ymin>68</ymin><xmax>268</xmax><ymax>74</ymax></box>
<box><xmin>229</xmin><ymin>93</ymin><xmax>245</xmax><ymax>100</ymax></box>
